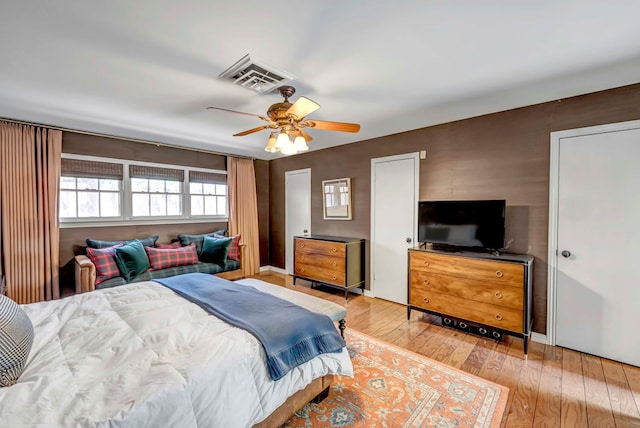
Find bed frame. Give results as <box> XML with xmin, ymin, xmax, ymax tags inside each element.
<box><xmin>254</xmin><ymin>375</ymin><xmax>334</xmax><ymax>427</ymax></box>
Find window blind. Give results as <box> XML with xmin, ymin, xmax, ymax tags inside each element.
<box><xmin>188</xmin><ymin>171</ymin><xmax>227</xmax><ymax>184</ymax></box>
<box><xmin>61</xmin><ymin>158</ymin><xmax>123</xmax><ymax>180</ymax></box>
<box><xmin>129</xmin><ymin>165</ymin><xmax>184</xmax><ymax>181</ymax></box>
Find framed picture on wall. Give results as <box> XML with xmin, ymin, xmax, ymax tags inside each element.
<box><xmin>322</xmin><ymin>178</ymin><xmax>352</xmax><ymax>220</ymax></box>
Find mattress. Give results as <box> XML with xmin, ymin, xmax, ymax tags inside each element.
<box><xmin>0</xmin><ymin>280</ymin><xmax>353</xmax><ymax>427</ymax></box>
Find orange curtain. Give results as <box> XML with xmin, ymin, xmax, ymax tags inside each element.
<box><xmin>0</xmin><ymin>121</ymin><xmax>62</xmax><ymax>303</ymax></box>
<box><xmin>226</xmin><ymin>157</ymin><xmax>260</xmax><ymax>276</ymax></box>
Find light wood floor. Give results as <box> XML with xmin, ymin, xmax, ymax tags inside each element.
<box><xmin>254</xmin><ymin>271</ymin><xmax>640</xmax><ymax>428</ymax></box>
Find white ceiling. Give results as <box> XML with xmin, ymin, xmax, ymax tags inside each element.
<box><xmin>2</xmin><ymin>1</ymin><xmax>640</xmax><ymax>160</ymax></box>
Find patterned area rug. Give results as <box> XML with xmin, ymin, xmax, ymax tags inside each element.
<box><xmin>281</xmin><ymin>329</ymin><xmax>508</xmax><ymax>428</ymax></box>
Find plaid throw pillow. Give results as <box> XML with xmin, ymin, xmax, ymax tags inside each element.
<box><xmin>145</xmin><ymin>243</ymin><xmax>199</xmax><ymax>270</ymax></box>
<box><xmin>214</xmin><ymin>233</ymin><xmax>241</xmax><ymax>261</ymax></box>
<box><xmin>0</xmin><ymin>294</ymin><xmax>34</xmax><ymax>387</ymax></box>
<box><xmin>86</xmin><ymin>244</ymin><xmax>123</xmax><ymax>285</ymax></box>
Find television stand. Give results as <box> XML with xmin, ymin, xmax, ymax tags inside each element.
<box><xmin>407</xmin><ymin>247</ymin><xmax>534</xmax><ymax>354</ymax></box>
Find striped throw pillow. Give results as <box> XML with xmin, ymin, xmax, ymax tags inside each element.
<box><xmin>86</xmin><ymin>244</ymin><xmax>123</xmax><ymax>285</ymax></box>
<box><xmin>145</xmin><ymin>243</ymin><xmax>199</xmax><ymax>270</ymax></box>
<box><xmin>0</xmin><ymin>295</ymin><xmax>34</xmax><ymax>387</ymax></box>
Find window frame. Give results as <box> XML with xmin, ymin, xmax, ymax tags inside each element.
<box><xmin>59</xmin><ymin>154</ymin><xmax>228</xmax><ymax>228</ymax></box>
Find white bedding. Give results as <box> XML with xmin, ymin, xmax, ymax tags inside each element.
<box><xmin>0</xmin><ymin>281</ymin><xmax>353</xmax><ymax>427</ymax></box>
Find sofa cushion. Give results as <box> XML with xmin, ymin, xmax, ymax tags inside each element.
<box><xmin>87</xmin><ymin>235</ymin><xmax>159</xmax><ymax>249</ymax></box>
<box><xmin>86</xmin><ymin>243</ymin><xmax>123</xmax><ymax>285</ymax></box>
<box><xmin>114</xmin><ymin>240</ymin><xmax>150</xmax><ymax>282</ymax></box>
<box><xmin>95</xmin><ymin>261</ymin><xmax>240</xmax><ymax>290</ymax></box>
<box><xmin>215</xmin><ymin>233</ymin><xmax>241</xmax><ymax>261</ymax></box>
<box><xmin>155</xmin><ymin>242</ymin><xmax>181</xmax><ymax>249</ymax></box>
<box><xmin>177</xmin><ymin>230</ymin><xmax>226</xmax><ymax>255</ymax></box>
<box><xmin>145</xmin><ymin>243</ymin><xmax>199</xmax><ymax>270</ymax></box>
<box><xmin>201</xmin><ymin>236</ymin><xmax>232</xmax><ymax>265</ymax></box>
<box><xmin>0</xmin><ymin>295</ymin><xmax>34</xmax><ymax>387</ymax></box>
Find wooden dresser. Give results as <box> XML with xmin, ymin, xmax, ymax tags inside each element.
<box><xmin>408</xmin><ymin>248</ymin><xmax>533</xmax><ymax>353</ymax></box>
<box><xmin>293</xmin><ymin>235</ymin><xmax>365</xmax><ymax>300</ymax></box>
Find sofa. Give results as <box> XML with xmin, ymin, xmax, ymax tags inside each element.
<box><xmin>74</xmin><ymin>232</ymin><xmax>245</xmax><ymax>294</ymax></box>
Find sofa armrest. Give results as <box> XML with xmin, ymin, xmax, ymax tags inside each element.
<box><xmin>239</xmin><ymin>243</ymin><xmax>247</xmax><ymax>274</ymax></box>
<box><xmin>75</xmin><ymin>255</ymin><xmax>96</xmax><ymax>294</ymax></box>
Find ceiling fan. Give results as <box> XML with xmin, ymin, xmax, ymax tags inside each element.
<box><xmin>207</xmin><ymin>85</ymin><xmax>360</xmax><ymax>155</ymax></box>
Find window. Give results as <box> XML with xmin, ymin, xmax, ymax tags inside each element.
<box><xmin>59</xmin><ymin>155</ymin><xmax>227</xmax><ymax>225</ymax></box>
<box><xmin>189</xmin><ymin>171</ymin><xmax>227</xmax><ymax>216</ymax></box>
<box><xmin>60</xmin><ymin>158</ymin><xmax>123</xmax><ymax>219</ymax></box>
<box><xmin>130</xmin><ymin>165</ymin><xmax>184</xmax><ymax>217</ymax></box>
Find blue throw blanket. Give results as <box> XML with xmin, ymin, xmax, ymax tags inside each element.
<box><xmin>154</xmin><ymin>273</ymin><xmax>346</xmax><ymax>381</ymax></box>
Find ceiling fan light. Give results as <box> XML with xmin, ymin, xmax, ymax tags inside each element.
<box><xmin>265</xmin><ymin>133</ymin><xmax>278</xmax><ymax>152</ymax></box>
<box><xmin>280</xmin><ymin>139</ymin><xmax>298</xmax><ymax>156</ymax></box>
<box><xmin>293</xmin><ymin>135</ymin><xmax>309</xmax><ymax>151</ymax></box>
<box><xmin>275</xmin><ymin>130</ymin><xmax>290</xmax><ymax>149</ymax></box>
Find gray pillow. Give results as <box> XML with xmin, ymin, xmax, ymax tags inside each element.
<box><xmin>0</xmin><ymin>295</ymin><xmax>34</xmax><ymax>387</ymax></box>
<box><xmin>86</xmin><ymin>235</ymin><xmax>159</xmax><ymax>249</ymax></box>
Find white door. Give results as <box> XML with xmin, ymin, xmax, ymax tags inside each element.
<box><xmin>285</xmin><ymin>168</ymin><xmax>311</xmax><ymax>274</ymax></box>
<box><xmin>371</xmin><ymin>153</ymin><xmax>419</xmax><ymax>304</ymax></box>
<box><xmin>551</xmin><ymin>122</ymin><xmax>640</xmax><ymax>367</ymax></box>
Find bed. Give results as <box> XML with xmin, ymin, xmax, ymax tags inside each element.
<box><xmin>0</xmin><ymin>277</ymin><xmax>353</xmax><ymax>427</ymax></box>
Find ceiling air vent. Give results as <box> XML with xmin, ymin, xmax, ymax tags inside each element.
<box><xmin>218</xmin><ymin>54</ymin><xmax>294</xmax><ymax>94</ymax></box>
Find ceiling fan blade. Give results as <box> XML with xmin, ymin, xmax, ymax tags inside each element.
<box><xmin>299</xmin><ymin>129</ymin><xmax>313</xmax><ymax>142</ymax></box>
<box><xmin>206</xmin><ymin>106</ymin><xmax>270</xmax><ymax>122</ymax></box>
<box><xmin>303</xmin><ymin>120</ymin><xmax>360</xmax><ymax>133</ymax></box>
<box><xmin>286</xmin><ymin>97</ymin><xmax>320</xmax><ymax>120</ymax></box>
<box><xmin>233</xmin><ymin>125</ymin><xmax>269</xmax><ymax>137</ymax></box>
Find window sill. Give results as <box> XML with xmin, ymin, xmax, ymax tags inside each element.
<box><xmin>59</xmin><ymin>217</ymin><xmax>229</xmax><ymax>228</ymax></box>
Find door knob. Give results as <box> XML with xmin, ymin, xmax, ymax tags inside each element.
<box><xmin>406</xmin><ymin>237</ymin><xmax>412</xmax><ymax>243</ymax></box>
<box><xmin>561</xmin><ymin>250</ymin><xmax>571</xmax><ymax>258</ymax></box>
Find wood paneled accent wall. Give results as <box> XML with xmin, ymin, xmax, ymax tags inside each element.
<box><xmin>268</xmin><ymin>83</ymin><xmax>640</xmax><ymax>334</ymax></box>
<box><xmin>254</xmin><ymin>159</ymin><xmax>270</xmax><ymax>266</ymax></box>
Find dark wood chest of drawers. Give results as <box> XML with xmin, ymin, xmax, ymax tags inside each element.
<box><xmin>408</xmin><ymin>248</ymin><xmax>533</xmax><ymax>353</ymax></box>
<box><xmin>293</xmin><ymin>235</ymin><xmax>365</xmax><ymax>299</ymax></box>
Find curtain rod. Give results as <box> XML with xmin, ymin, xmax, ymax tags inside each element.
<box><xmin>0</xmin><ymin>116</ymin><xmax>254</xmax><ymax>160</ymax></box>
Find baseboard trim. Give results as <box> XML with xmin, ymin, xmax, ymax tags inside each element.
<box><xmin>531</xmin><ymin>332</ymin><xmax>548</xmax><ymax>345</ymax></box>
<box><xmin>259</xmin><ymin>265</ymin><xmax>288</xmax><ymax>274</ymax></box>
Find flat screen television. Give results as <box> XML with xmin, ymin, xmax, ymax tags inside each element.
<box><xmin>417</xmin><ymin>200</ymin><xmax>506</xmax><ymax>250</ymax></box>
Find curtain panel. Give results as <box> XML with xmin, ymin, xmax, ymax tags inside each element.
<box><xmin>0</xmin><ymin>121</ymin><xmax>62</xmax><ymax>303</ymax></box>
<box><xmin>226</xmin><ymin>157</ymin><xmax>260</xmax><ymax>276</ymax></box>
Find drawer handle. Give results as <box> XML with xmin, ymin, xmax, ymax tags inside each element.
<box><xmin>495</xmin><ymin>291</ymin><xmax>503</xmax><ymax>299</ymax></box>
<box><xmin>300</xmin><ymin>243</ymin><xmax>305</xmax><ymax>248</ymax></box>
<box><xmin>300</xmin><ymin>256</ymin><xmax>305</xmax><ymax>261</ymax></box>
<box><xmin>332</xmin><ymin>275</ymin><xmax>337</xmax><ymax>280</ymax></box>
<box><xmin>495</xmin><ymin>270</ymin><xmax>503</xmax><ymax>278</ymax></box>
<box><xmin>300</xmin><ymin>268</ymin><xmax>305</xmax><ymax>273</ymax></box>
<box><xmin>495</xmin><ymin>313</ymin><xmax>503</xmax><ymax>321</ymax></box>
<box><xmin>423</xmin><ymin>279</ymin><xmax>430</xmax><ymax>285</ymax></box>
<box><xmin>331</xmin><ymin>248</ymin><xmax>337</xmax><ymax>252</ymax></box>
<box><xmin>332</xmin><ymin>261</ymin><xmax>337</xmax><ymax>266</ymax></box>
<box><xmin>423</xmin><ymin>297</ymin><xmax>430</xmax><ymax>303</ymax></box>
<box><xmin>423</xmin><ymin>261</ymin><xmax>430</xmax><ymax>266</ymax></box>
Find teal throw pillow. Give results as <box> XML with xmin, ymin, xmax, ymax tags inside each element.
<box><xmin>177</xmin><ymin>230</ymin><xmax>226</xmax><ymax>255</ymax></box>
<box><xmin>200</xmin><ymin>236</ymin><xmax>232</xmax><ymax>266</ymax></box>
<box><xmin>114</xmin><ymin>240</ymin><xmax>151</xmax><ymax>281</ymax></box>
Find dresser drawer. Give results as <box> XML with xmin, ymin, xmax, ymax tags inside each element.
<box><xmin>295</xmin><ymin>238</ymin><xmax>346</xmax><ymax>257</ymax></box>
<box><xmin>410</xmin><ymin>271</ymin><xmax>523</xmax><ymax>309</ymax></box>
<box><xmin>409</xmin><ymin>290</ymin><xmax>523</xmax><ymax>332</ymax></box>
<box><xmin>294</xmin><ymin>262</ymin><xmax>346</xmax><ymax>286</ymax></box>
<box><xmin>295</xmin><ymin>252</ymin><xmax>345</xmax><ymax>273</ymax></box>
<box><xmin>409</xmin><ymin>251</ymin><xmax>523</xmax><ymax>286</ymax></box>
